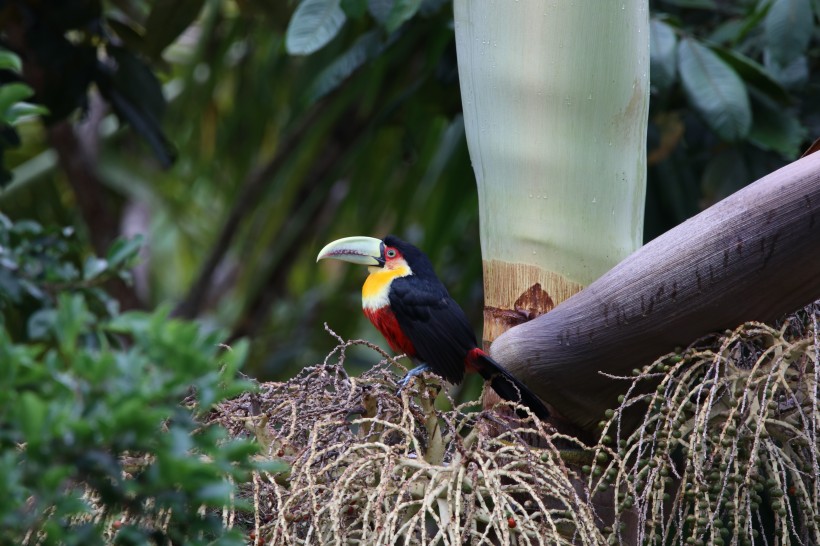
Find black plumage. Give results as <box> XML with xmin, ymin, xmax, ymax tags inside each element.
<box><xmin>383</xmin><ymin>236</ymin><xmax>550</xmax><ymax>420</ymax></box>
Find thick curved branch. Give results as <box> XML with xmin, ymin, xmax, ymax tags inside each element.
<box><xmin>490</xmin><ymin>153</ymin><xmax>820</xmax><ymax>436</ymax></box>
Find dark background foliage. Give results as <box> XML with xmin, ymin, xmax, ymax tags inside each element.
<box><xmin>1</xmin><ymin>0</ymin><xmax>818</xmax><ymax>379</ymax></box>
<box><xmin>1</xmin><ymin>0</ymin><xmax>818</xmax><ymax>542</ymax></box>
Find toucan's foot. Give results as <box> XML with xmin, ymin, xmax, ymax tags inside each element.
<box><xmin>396</xmin><ymin>363</ymin><xmax>431</xmax><ymax>392</ymax></box>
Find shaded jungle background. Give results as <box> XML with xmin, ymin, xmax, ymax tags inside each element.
<box><xmin>2</xmin><ymin>0</ymin><xmax>819</xmax><ymax>382</ymax></box>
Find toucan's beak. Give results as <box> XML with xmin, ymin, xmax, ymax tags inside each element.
<box><xmin>316</xmin><ymin>236</ymin><xmax>385</xmax><ymax>267</ymax></box>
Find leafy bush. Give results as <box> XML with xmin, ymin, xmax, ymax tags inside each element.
<box><xmin>0</xmin><ymin>216</ymin><xmax>257</xmax><ymax>544</ymax></box>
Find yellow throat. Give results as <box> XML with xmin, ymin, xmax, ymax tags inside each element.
<box><xmin>362</xmin><ymin>265</ymin><xmax>411</xmax><ymax>310</ymax></box>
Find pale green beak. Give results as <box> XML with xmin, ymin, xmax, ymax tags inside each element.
<box><xmin>316</xmin><ymin>236</ymin><xmax>385</xmax><ymax>267</ymax></box>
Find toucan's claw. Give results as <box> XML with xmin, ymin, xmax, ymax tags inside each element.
<box><xmin>396</xmin><ymin>363</ymin><xmax>431</xmax><ymax>393</ymax></box>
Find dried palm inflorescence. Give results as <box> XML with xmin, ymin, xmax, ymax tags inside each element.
<box><xmin>210</xmin><ymin>327</ymin><xmax>601</xmax><ymax>545</ymax></box>
<box><xmin>212</xmin><ymin>304</ymin><xmax>820</xmax><ymax>546</ymax></box>
<box><xmin>592</xmin><ymin>304</ymin><xmax>820</xmax><ymax>546</ymax></box>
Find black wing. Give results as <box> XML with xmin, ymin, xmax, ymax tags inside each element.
<box><xmin>388</xmin><ymin>275</ymin><xmax>478</xmax><ymax>385</ymax></box>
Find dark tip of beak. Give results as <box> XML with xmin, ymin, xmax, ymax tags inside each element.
<box><xmin>376</xmin><ymin>241</ymin><xmax>386</xmax><ymax>266</ymax></box>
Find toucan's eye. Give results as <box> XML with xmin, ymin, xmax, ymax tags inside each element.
<box><xmin>386</xmin><ymin>249</ymin><xmax>397</xmax><ymax>258</ymax></box>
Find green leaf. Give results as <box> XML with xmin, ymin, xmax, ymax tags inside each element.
<box><xmin>710</xmin><ymin>46</ymin><xmax>790</xmax><ymax>105</ymax></box>
<box><xmin>764</xmin><ymin>52</ymin><xmax>809</xmax><ymax>89</ymax></box>
<box><xmin>341</xmin><ymin>0</ymin><xmax>368</xmax><ymax>18</ymax></box>
<box><xmin>99</xmin><ymin>47</ymin><xmax>176</xmax><ymax>167</ymax></box>
<box><xmin>650</xmin><ymin>19</ymin><xmax>677</xmax><ymax>90</ymax></box>
<box><xmin>748</xmin><ymin>92</ymin><xmax>806</xmax><ymax>158</ymax></box>
<box><xmin>55</xmin><ymin>293</ymin><xmax>93</xmax><ymax>352</ymax></box>
<box><xmin>0</xmin><ymin>83</ymin><xmax>35</xmax><ymax>124</ymax></box>
<box><xmin>763</xmin><ymin>0</ymin><xmax>813</xmax><ymax>67</ymax></box>
<box><xmin>309</xmin><ymin>31</ymin><xmax>384</xmax><ymax>101</ymax></box>
<box><xmin>27</xmin><ymin>309</ymin><xmax>57</xmax><ymax>340</ymax></box>
<box><xmin>6</xmin><ymin>102</ymin><xmax>49</xmax><ymax>125</ymax></box>
<box><xmin>678</xmin><ymin>38</ymin><xmax>751</xmax><ymax>141</ymax></box>
<box><xmin>106</xmin><ymin>235</ymin><xmax>143</xmax><ymax>267</ymax></box>
<box><xmin>385</xmin><ymin>0</ymin><xmax>422</xmax><ymax>33</ymax></box>
<box><xmin>143</xmin><ymin>0</ymin><xmax>206</xmax><ymax>59</ymax></box>
<box><xmin>368</xmin><ymin>0</ymin><xmax>393</xmax><ymax>24</ymax></box>
<box><xmin>709</xmin><ymin>2</ymin><xmax>771</xmax><ymax>46</ymax></box>
<box><xmin>83</xmin><ymin>257</ymin><xmax>109</xmax><ymax>280</ymax></box>
<box><xmin>285</xmin><ymin>0</ymin><xmax>347</xmax><ymax>56</ymax></box>
<box><xmin>0</xmin><ymin>49</ymin><xmax>22</xmax><ymax>72</ymax></box>
<box><xmin>19</xmin><ymin>391</ymin><xmax>47</xmax><ymax>446</ymax></box>
<box><xmin>105</xmin><ymin>310</ymin><xmax>153</xmax><ymax>334</ymax></box>
<box><xmin>0</xmin><ymin>267</ymin><xmax>23</xmax><ymax>303</ymax></box>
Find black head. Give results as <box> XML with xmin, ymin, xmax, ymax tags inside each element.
<box><xmin>382</xmin><ymin>235</ymin><xmax>438</xmax><ymax>278</ymax></box>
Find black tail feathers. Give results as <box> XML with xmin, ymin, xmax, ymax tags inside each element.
<box><xmin>474</xmin><ymin>353</ymin><xmax>550</xmax><ymax>421</ymax></box>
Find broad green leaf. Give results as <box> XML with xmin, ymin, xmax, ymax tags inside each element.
<box><xmin>309</xmin><ymin>31</ymin><xmax>384</xmax><ymax>101</ymax></box>
<box><xmin>764</xmin><ymin>0</ymin><xmax>813</xmax><ymax>67</ymax></box>
<box><xmin>285</xmin><ymin>0</ymin><xmax>347</xmax><ymax>55</ymax></box>
<box><xmin>0</xmin><ymin>83</ymin><xmax>34</xmax><ymax>123</ymax></box>
<box><xmin>650</xmin><ymin>19</ymin><xmax>677</xmax><ymax>90</ymax></box>
<box><xmin>748</xmin><ymin>92</ymin><xmax>806</xmax><ymax>158</ymax></box>
<box><xmin>83</xmin><ymin>257</ymin><xmax>109</xmax><ymax>280</ymax></box>
<box><xmin>106</xmin><ymin>235</ymin><xmax>144</xmax><ymax>267</ymax></box>
<box><xmin>341</xmin><ymin>0</ymin><xmax>368</xmax><ymax>18</ymax></box>
<box><xmin>19</xmin><ymin>391</ymin><xmax>47</xmax><ymax>446</ymax></box>
<box><xmin>105</xmin><ymin>310</ymin><xmax>154</xmax><ymax>335</ymax></box>
<box><xmin>368</xmin><ymin>0</ymin><xmax>393</xmax><ymax>24</ymax></box>
<box><xmin>27</xmin><ymin>309</ymin><xmax>57</xmax><ymax>340</ymax></box>
<box><xmin>102</xmin><ymin>47</ymin><xmax>175</xmax><ymax>167</ymax></box>
<box><xmin>385</xmin><ymin>0</ymin><xmax>423</xmax><ymax>33</ymax></box>
<box><xmin>764</xmin><ymin>51</ymin><xmax>809</xmax><ymax>88</ymax></box>
<box><xmin>708</xmin><ymin>19</ymin><xmax>746</xmax><ymax>45</ymax></box>
<box><xmin>143</xmin><ymin>0</ymin><xmax>206</xmax><ymax>59</ymax></box>
<box><xmin>6</xmin><ymin>102</ymin><xmax>49</xmax><ymax>125</ymax></box>
<box><xmin>678</xmin><ymin>38</ymin><xmax>751</xmax><ymax>141</ymax></box>
<box><xmin>0</xmin><ymin>49</ymin><xmax>22</xmax><ymax>72</ymax></box>
<box><xmin>107</xmin><ymin>47</ymin><xmax>165</xmax><ymax>123</ymax></box>
<box><xmin>710</xmin><ymin>46</ymin><xmax>790</xmax><ymax>105</ymax></box>
<box><xmin>55</xmin><ymin>293</ymin><xmax>93</xmax><ymax>352</ymax></box>
<box><xmin>709</xmin><ymin>3</ymin><xmax>770</xmax><ymax>45</ymax></box>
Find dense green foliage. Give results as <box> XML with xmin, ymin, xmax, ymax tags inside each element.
<box><xmin>3</xmin><ymin>0</ymin><xmax>819</xmax><ymax>379</ymax></box>
<box><xmin>646</xmin><ymin>0</ymin><xmax>820</xmax><ymax>239</ymax></box>
<box><xmin>1</xmin><ymin>1</ymin><xmax>819</xmax><ymax>542</ymax></box>
<box><xmin>0</xmin><ymin>216</ymin><xmax>258</xmax><ymax>544</ymax></box>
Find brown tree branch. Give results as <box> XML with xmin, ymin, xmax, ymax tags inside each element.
<box><xmin>490</xmin><ymin>152</ymin><xmax>820</xmax><ymax>437</ymax></box>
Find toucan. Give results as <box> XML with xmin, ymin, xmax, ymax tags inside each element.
<box><xmin>317</xmin><ymin>235</ymin><xmax>550</xmax><ymax>420</ymax></box>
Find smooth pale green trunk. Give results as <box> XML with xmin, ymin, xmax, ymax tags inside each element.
<box><xmin>454</xmin><ymin>1</ymin><xmax>649</xmax><ymax>344</ymax></box>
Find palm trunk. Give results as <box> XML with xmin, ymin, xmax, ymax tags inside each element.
<box><xmin>453</xmin><ymin>0</ymin><xmax>650</xmax><ymax>344</ymax></box>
